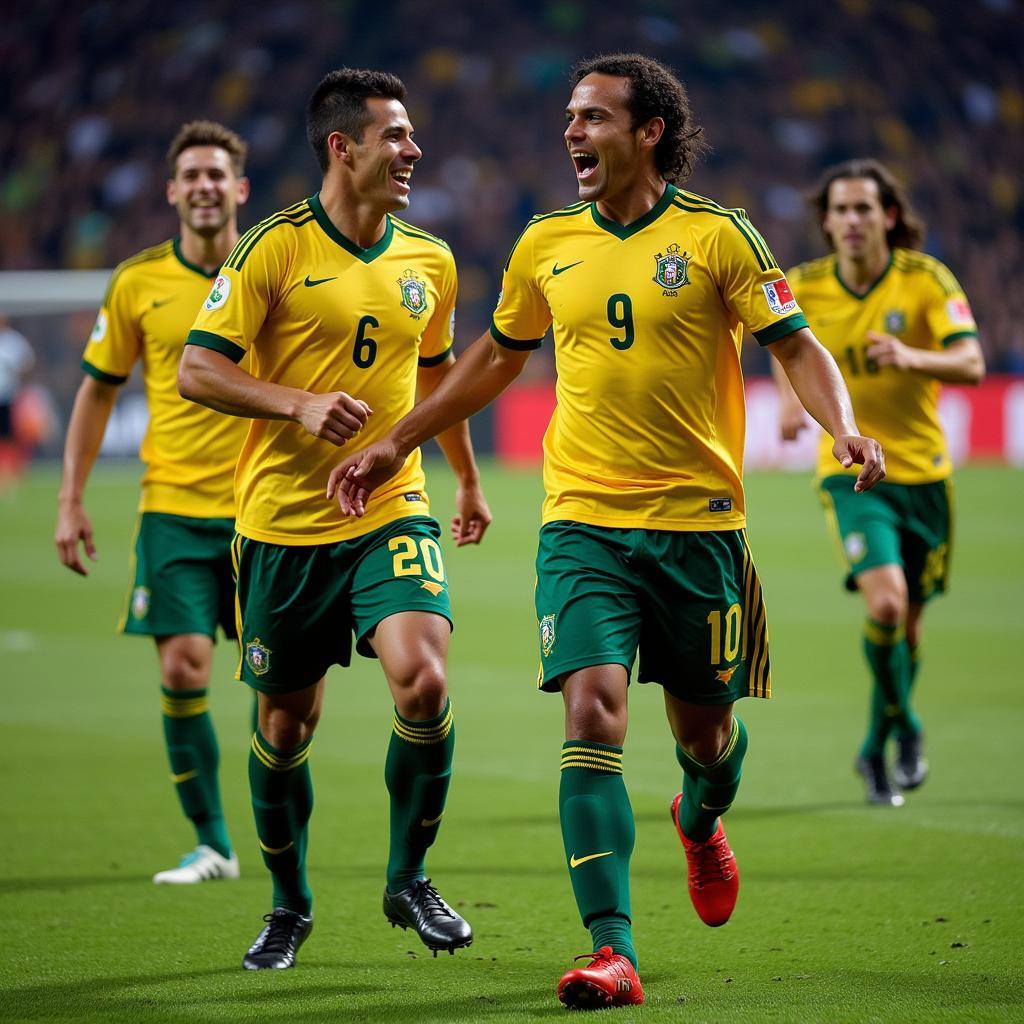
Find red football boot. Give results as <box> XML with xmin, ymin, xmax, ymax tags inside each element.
<box><xmin>670</xmin><ymin>792</ymin><xmax>739</xmax><ymax>927</ymax></box>
<box><xmin>557</xmin><ymin>946</ymin><xmax>645</xmax><ymax>1009</ymax></box>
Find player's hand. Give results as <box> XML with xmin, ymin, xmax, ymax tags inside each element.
<box><xmin>55</xmin><ymin>500</ymin><xmax>97</xmax><ymax>576</ymax></box>
<box><xmin>326</xmin><ymin>437</ymin><xmax>405</xmax><ymax>516</ymax></box>
<box><xmin>298</xmin><ymin>391</ymin><xmax>372</xmax><ymax>446</ymax></box>
<box><xmin>778</xmin><ymin>398</ymin><xmax>810</xmax><ymax>442</ymax></box>
<box><xmin>451</xmin><ymin>480</ymin><xmax>492</xmax><ymax>547</ymax></box>
<box><xmin>832</xmin><ymin>434</ymin><xmax>886</xmax><ymax>492</ymax></box>
<box><xmin>866</xmin><ymin>332</ymin><xmax>920</xmax><ymax>372</ymax></box>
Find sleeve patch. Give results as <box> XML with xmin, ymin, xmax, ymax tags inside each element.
<box><xmin>945</xmin><ymin>298</ymin><xmax>973</xmax><ymax>325</ymax></box>
<box><xmin>762</xmin><ymin>277</ymin><xmax>797</xmax><ymax>315</ymax></box>
<box><xmin>204</xmin><ymin>274</ymin><xmax>232</xmax><ymax>311</ymax></box>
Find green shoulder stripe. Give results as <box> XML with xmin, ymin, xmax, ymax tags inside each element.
<box><xmin>391</xmin><ymin>218</ymin><xmax>451</xmax><ymax>251</ymax></box>
<box><xmin>672</xmin><ymin>199</ymin><xmax>776</xmax><ymax>272</ymax></box>
<box><xmin>675</xmin><ymin>190</ymin><xmax>780</xmax><ymax>268</ymax></box>
<box><xmin>502</xmin><ymin>203</ymin><xmax>589</xmax><ymax>271</ymax></box>
<box><xmin>104</xmin><ymin>240</ymin><xmax>175</xmax><ymax>302</ymax></box>
<box><xmin>226</xmin><ymin>202</ymin><xmax>315</xmax><ymax>271</ymax></box>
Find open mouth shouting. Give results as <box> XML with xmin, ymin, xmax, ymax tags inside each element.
<box><xmin>571</xmin><ymin>150</ymin><xmax>599</xmax><ymax>182</ymax></box>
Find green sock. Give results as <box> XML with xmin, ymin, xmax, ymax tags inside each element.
<box><xmin>559</xmin><ymin>741</ymin><xmax>637</xmax><ymax>969</ymax></box>
<box><xmin>859</xmin><ymin>619</ymin><xmax>921</xmax><ymax>758</ymax></box>
<box><xmin>674</xmin><ymin>717</ymin><xmax>748</xmax><ymax>843</ymax></box>
<box><xmin>160</xmin><ymin>687</ymin><xmax>231</xmax><ymax>858</ymax></box>
<box><xmin>249</xmin><ymin>730</ymin><xmax>314</xmax><ymax>915</ymax></box>
<box><xmin>894</xmin><ymin>644</ymin><xmax>923</xmax><ymax>741</ymax></box>
<box><xmin>384</xmin><ymin>699</ymin><xmax>455</xmax><ymax>894</ymax></box>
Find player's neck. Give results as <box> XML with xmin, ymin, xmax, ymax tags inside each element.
<box><xmin>593</xmin><ymin>174</ymin><xmax>667</xmax><ymax>227</ymax></box>
<box><xmin>178</xmin><ymin>225</ymin><xmax>238</xmax><ymax>274</ymax></box>
<box><xmin>318</xmin><ymin>183</ymin><xmax>388</xmax><ymax>250</ymax></box>
<box><xmin>837</xmin><ymin>247</ymin><xmax>890</xmax><ymax>294</ymax></box>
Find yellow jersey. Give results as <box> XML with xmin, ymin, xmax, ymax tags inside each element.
<box><xmin>787</xmin><ymin>249</ymin><xmax>978</xmax><ymax>483</ymax></box>
<box><xmin>491</xmin><ymin>184</ymin><xmax>807</xmax><ymax>530</ymax></box>
<box><xmin>186</xmin><ymin>194</ymin><xmax>456</xmax><ymax>545</ymax></box>
<box><xmin>82</xmin><ymin>239</ymin><xmax>247</xmax><ymax>518</ymax></box>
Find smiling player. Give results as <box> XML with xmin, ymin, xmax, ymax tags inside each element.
<box><xmin>326</xmin><ymin>53</ymin><xmax>884</xmax><ymax>1008</ymax></box>
<box><xmin>178</xmin><ymin>68</ymin><xmax>490</xmax><ymax>971</ymax></box>
<box><xmin>56</xmin><ymin>121</ymin><xmax>250</xmax><ymax>887</ymax></box>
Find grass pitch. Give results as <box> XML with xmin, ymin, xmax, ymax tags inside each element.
<box><xmin>1</xmin><ymin>461</ymin><xmax>1022</xmax><ymax>1023</ymax></box>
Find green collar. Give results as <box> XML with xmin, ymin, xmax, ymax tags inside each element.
<box><xmin>173</xmin><ymin>238</ymin><xmax>220</xmax><ymax>278</ymax></box>
<box><xmin>834</xmin><ymin>252</ymin><xmax>893</xmax><ymax>300</ymax></box>
<box><xmin>309</xmin><ymin>193</ymin><xmax>393</xmax><ymax>263</ymax></box>
<box><xmin>590</xmin><ymin>183</ymin><xmax>677</xmax><ymax>240</ymax></box>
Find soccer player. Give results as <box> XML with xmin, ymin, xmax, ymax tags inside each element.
<box><xmin>327</xmin><ymin>53</ymin><xmax>884</xmax><ymax>1008</ymax></box>
<box><xmin>55</xmin><ymin>122</ymin><xmax>251</xmax><ymax>885</ymax></box>
<box><xmin>177</xmin><ymin>68</ymin><xmax>490</xmax><ymax>971</ymax></box>
<box><xmin>775</xmin><ymin>159</ymin><xmax>984</xmax><ymax>806</ymax></box>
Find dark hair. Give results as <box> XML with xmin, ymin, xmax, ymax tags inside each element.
<box><xmin>166</xmin><ymin>121</ymin><xmax>247</xmax><ymax>176</ymax></box>
<box><xmin>570</xmin><ymin>53</ymin><xmax>707</xmax><ymax>184</ymax></box>
<box><xmin>306</xmin><ymin>68</ymin><xmax>407</xmax><ymax>172</ymax></box>
<box><xmin>811</xmin><ymin>158</ymin><xmax>925</xmax><ymax>250</ymax></box>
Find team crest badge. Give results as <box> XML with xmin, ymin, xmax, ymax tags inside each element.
<box><xmin>204</xmin><ymin>274</ymin><xmax>231</xmax><ymax>311</ymax></box>
<box><xmin>884</xmin><ymin>309</ymin><xmax>906</xmax><ymax>334</ymax></box>
<box><xmin>844</xmin><ymin>532</ymin><xmax>867</xmax><ymax>563</ymax></box>
<box><xmin>540</xmin><ymin>613</ymin><xmax>556</xmax><ymax>658</ymax></box>
<box><xmin>245</xmin><ymin>638</ymin><xmax>272</xmax><ymax>677</ymax></box>
<box><xmin>652</xmin><ymin>243</ymin><xmax>690</xmax><ymax>294</ymax></box>
<box><xmin>397</xmin><ymin>269</ymin><xmax>428</xmax><ymax>317</ymax></box>
<box><xmin>131</xmin><ymin>586</ymin><xmax>150</xmax><ymax>619</ymax></box>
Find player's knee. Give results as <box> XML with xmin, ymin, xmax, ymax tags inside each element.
<box><xmin>261</xmin><ymin>704</ymin><xmax>320</xmax><ymax>749</ymax></box>
<box><xmin>161</xmin><ymin>653</ymin><xmax>209</xmax><ymax>690</ymax></box>
<box><xmin>392</xmin><ymin>660</ymin><xmax>448</xmax><ymax>721</ymax></box>
<box><xmin>866</xmin><ymin>589</ymin><xmax>907</xmax><ymax>626</ymax></box>
<box><xmin>676</xmin><ymin>718</ymin><xmax>733</xmax><ymax>765</ymax></box>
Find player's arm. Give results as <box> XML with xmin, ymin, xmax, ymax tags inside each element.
<box><xmin>178</xmin><ymin>345</ymin><xmax>371</xmax><ymax>446</ymax></box>
<box><xmin>769</xmin><ymin>327</ymin><xmax>885</xmax><ymax>491</ymax></box>
<box><xmin>328</xmin><ymin>330</ymin><xmax>531</xmax><ymax>515</ymax></box>
<box><xmin>865</xmin><ymin>333</ymin><xmax>985</xmax><ymax>384</ymax></box>
<box><xmin>417</xmin><ymin>355</ymin><xmax>492</xmax><ymax>546</ymax></box>
<box><xmin>769</xmin><ymin>349</ymin><xmax>812</xmax><ymax>441</ymax></box>
<box><xmin>55</xmin><ymin>375</ymin><xmax>119</xmax><ymax>575</ymax></box>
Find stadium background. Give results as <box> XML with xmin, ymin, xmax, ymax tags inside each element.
<box><xmin>1</xmin><ymin>2</ymin><xmax>1022</xmax><ymax>1021</ymax></box>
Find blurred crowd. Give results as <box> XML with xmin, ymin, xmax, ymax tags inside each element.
<box><xmin>2</xmin><ymin>0</ymin><xmax>1022</xmax><ymax>410</ymax></box>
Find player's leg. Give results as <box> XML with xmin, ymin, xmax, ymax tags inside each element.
<box><xmin>152</xmin><ymin>632</ymin><xmax>238</xmax><ymax>883</ymax></box>
<box><xmin>638</xmin><ymin>529</ymin><xmax>759</xmax><ymax>928</ymax></box>
<box><xmin>123</xmin><ymin>513</ymin><xmax>240</xmax><ymax>882</ymax></box>
<box><xmin>534</xmin><ymin>523</ymin><xmax>644</xmax><ymax>1007</ymax></box>
<box><xmin>370</xmin><ymin>609</ymin><xmax>471</xmax><ymax>955</ymax></box>
<box><xmin>234</xmin><ymin>536</ymin><xmax>345</xmax><ymax>970</ymax></box>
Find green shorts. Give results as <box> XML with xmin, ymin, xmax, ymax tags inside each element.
<box><xmin>819</xmin><ymin>475</ymin><xmax>952</xmax><ymax>603</ymax></box>
<box><xmin>120</xmin><ymin>512</ymin><xmax>237</xmax><ymax>640</ymax></box>
<box><xmin>233</xmin><ymin>516</ymin><xmax>454</xmax><ymax>694</ymax></box>
<box><xmin>534</xmin><ymin>521</ymin><xmax>771</xmax><ymax>704</ymax></box>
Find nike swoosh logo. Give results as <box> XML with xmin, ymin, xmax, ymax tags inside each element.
<box><xmin>420</xmin><ymin>813</ymin><xmax>444</xmax><ymax>827</ymax></box>
<box><xmin>570</xmin><ymin>851</ymin><xmax>613</xmax><ymax>869</ymax></box>
<box><xmin>169</xmin><ymin>769</ymin><xmax>198</xmax><ymax>784</ymax></box>
<box><xmin>152</xmin><ymin>297</ymin><xmax>175</xmax><ymax>309</ymax></box>
<box><xmin>304</xmin><ymin>275</ymin><xmax>337</xmax><ymax>287</ymax></box>
<box><xmin>259</xmin><ymin>839</ymin><xmax>294</xmax><ymax>855</ymax></box>
<box><xmin>552</xmin><ymin>261</ymin><xmax>584</xmax><ymax>276</ymax></box>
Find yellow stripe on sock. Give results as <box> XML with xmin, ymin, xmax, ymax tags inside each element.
<box><xmin>560</xmin><ymin>753</ymin><xmax>623</xmax><ymax>774</ymax></box>
<box><xmin>706</xmin><ymin>719</ymin><xmax>739</xmax><ymax>769</ymax></box>
<box><xmin>392</xmin><ymin>705</ymin><xmax>453</xmax><ymax>745</ymax></box>
<box><xmin>250</xmin><ymin>733</ymin><xmax>312</xmax><ymax>772</ymax></box>
<box><xmin>160</xmin><ymin>696</ymin><xmax>210</xmax><ymax>718</ymax></box>
<box><xmin>864</xmin><ymin>620</ymin><xmax>905</xmax><ymax>646</ymax></box>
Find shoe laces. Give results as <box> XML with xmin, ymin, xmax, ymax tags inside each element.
<box><xmin>688</xmin><ymin>833</ymin><xmax>733</xmax><ymax>888</ymax></box>
<box><xmin>260</xmin><ymin>910</ymin><xmax>298</xmax><ymax>953</ymax></box>
<box><xmin>408</xmin><ymin>879</ymin><xmax>455</xmax><ymax>920</ymax></box>
<box><xmin>573</xmin><ymin>946</ymin><xmax>616</xmax><ymax>965</ymax></box>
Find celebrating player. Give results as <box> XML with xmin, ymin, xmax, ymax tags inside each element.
<box><xmin>327</xmin><ymin>53</ymin><xmax>884</xmax><ymax>1008</ymax></box>
<box><xmin>178</xmin><ymin>68</ymin><xmax>490</xmax><ymax>970</ymax></box>
<box><xmin>776</xmin><ymin>159</ymin><xmax>984</xmax><ymax>806</ymax></box>
<box><xmin>55</xmin><ymin>122</ymin><xmax>251</xmax><ymax>886</ymax></box>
